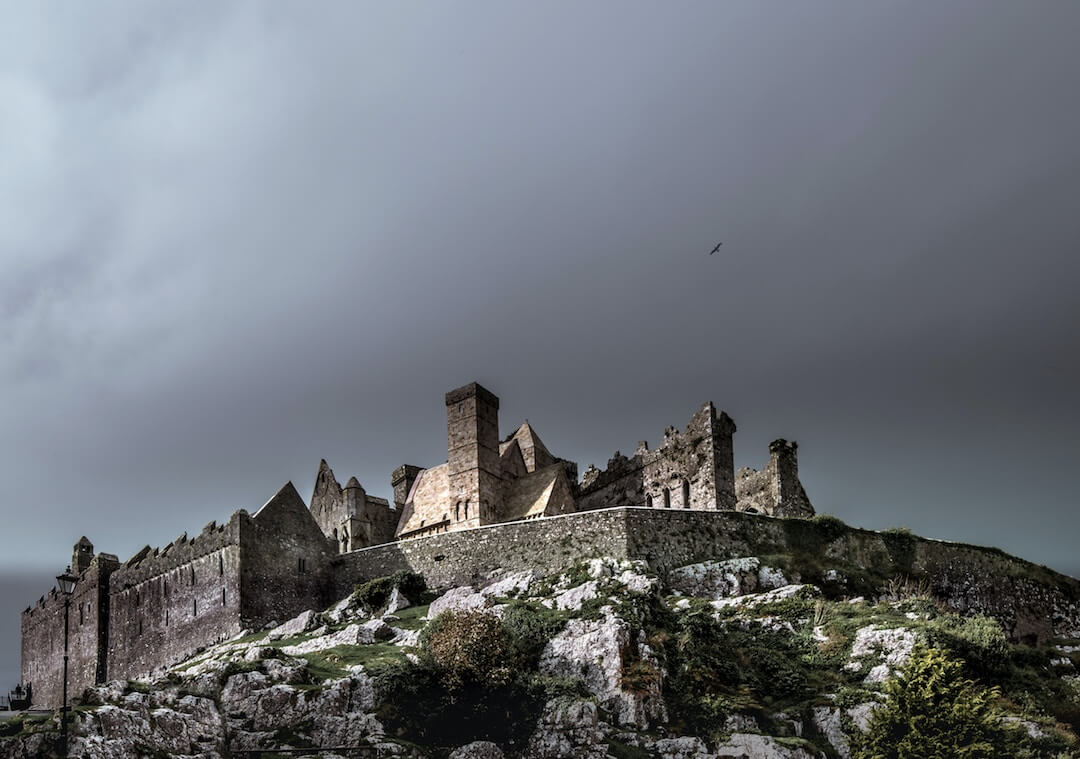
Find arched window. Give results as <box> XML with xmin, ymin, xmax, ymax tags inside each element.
<box><xmin>663</xmin><ymin>488</ymin><xmax>671</xmax><ymax>508</ymax></box>
<box><xmin>683</xmin><ymin>480</ymin><xmax>691</xmax><ymax>509</ymax></box>
<box><xmin>455</xmin><ymin>502</ymin><xmax>461</xmax><ymax>521</ymax></box>
<box><xmin>646</xmin><ymin>494</ymin><xmax>653</xmax><ymax>508</ymax></box>
<box><xmin>464</xmin><ymin>500</ymin><xmax>470</xmax><ymax>520</ymax></box>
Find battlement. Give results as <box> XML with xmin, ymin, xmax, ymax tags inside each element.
<box><xmin>19</xmin><ymin>381</ymin><xmax>816</xmax><ymax>708</ymax></box>
<box><xmin>110</xmin><ymin>512</ymin><xmax>244</xmax><ymax>588</ymax></box>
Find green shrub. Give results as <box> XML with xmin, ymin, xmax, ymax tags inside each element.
<box><xmin>853</xmin><ymin>646</ymin><xmax>1017</xmax><ymax>759</ymax></box>
<box><xmin>927</xmin><ymin>614</ymin><xmax>1010</xmax><ymax>675</ymax></box>
<box><xmin>374</xmin><ymin>609</ymin><xmax>551</xmax><ymax>750</ymax></box>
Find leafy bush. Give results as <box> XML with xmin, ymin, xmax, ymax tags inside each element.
<box><xmin>423</xmin><ymin>610</ymin><xmax>513</xmax><ymax>690</ymax></box>
<box><xmin>374</xmin><ymin>607</ymin><xmax>564</xmax><ymax>750</ymax></box>
<box><xmin>927</xmin><ymin>614</ymin><xmax>1010</xmax><ymax>675</ymax></box>
<box><xmin>853</xmin><ymin>646</ymin><xmax>1016</xmax><ymax>759</ymax></box>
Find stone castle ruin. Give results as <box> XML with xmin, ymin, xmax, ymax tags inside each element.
<box><xmin>20</xmin><ymin>382</ymin><xmax>814</xmax><ymax>708</ymax></box>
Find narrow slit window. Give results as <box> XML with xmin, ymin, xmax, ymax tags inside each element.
<box><xmin>663</xmin><ymin>488</ymin><xmax>671</xmax><ymax>509</ymax></box>
<box><xmin>221</xmin><ymin>588</ymin><xmax>226</xmax><ymax>606</ymax></box>
<box><xmin>219</xmin><ymin>554</ymin><xmax>224</xmax><ymax>576</ymax></box>
<box><xmin>683</xmin><ymin>480</ymin><xmax>691</xmax><ymax>509</ymax></box>
<box><xmin>193</xmin><ymin>599</ymin><xmax>197</xmax><ymax>617</ymax></box>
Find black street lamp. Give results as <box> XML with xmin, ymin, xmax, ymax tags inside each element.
<box><xmin>55</xmin><ymin>566</ymin><xmax>78</xmax><ymax>758</ymax></box>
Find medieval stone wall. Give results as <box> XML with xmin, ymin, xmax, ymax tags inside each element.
<box><xmin>106</xmin><ymin>516</ymin><xmax>244</xmax><ymax>682</ymax></box>
<box><xmin>334</xmin><ymin>508</ymin><xmax>1080</xmax><ymax>642</ymax></box>
<box><xmin>577</xmin><ymin>403</ymin><xmax>735</xmax><ymax>513</ymax></box>
<box><xmin>21</xmin><ymin>556</ymin><xmax>116</xmax><ymax>708</ymax></box>
<box><xmin>332</xmin><ymin>508</ymin><xmax>631</xmax><ymax>594</ymax></box>
<box><xmin>239</xmin><ymin>486</ymin><xmax>336</xmax><ymax>629</ymax></box>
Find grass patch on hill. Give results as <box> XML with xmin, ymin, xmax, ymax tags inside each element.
<box><xmin>300</xmin><ymin>642</ymin><xmax>406</xmax><ymax>681</ymax></box>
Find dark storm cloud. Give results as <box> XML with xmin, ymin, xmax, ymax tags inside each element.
<box><xmin>2</xmin><ymin>1</ymin><xmax>1079</xmax><ymax>684</ymax></box>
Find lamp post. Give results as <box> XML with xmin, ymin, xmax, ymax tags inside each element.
<box><xmin>55</xmin><ymin>566</ymin><xmax>78</xmax><ymax>758</ymax></box>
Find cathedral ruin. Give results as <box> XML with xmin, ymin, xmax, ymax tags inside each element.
<box><xmin>20</xmin><ymin>381</ymin><xmax>813</xmax><ymax>708</ymax></box>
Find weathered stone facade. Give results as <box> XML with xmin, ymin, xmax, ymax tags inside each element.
<box><xmin>20</xmin><ymin>381</ymin><xmax>823</xmax><ymax>708</ymax></box>
<box><xmin>22</xmin><ymin>484</ymin><xmax>334</xmax><ymax>707</ymax></box>
<box><xmin>393</xmin><ymin>383</ymin><xmax>578</xmax><ymax>540</ymax></box>
<box><xmin>311</xmin><ymin>460</ymin><xmax>398</xmax><ymax>552</ymax></box>
<box><xmin>335</xmin><ymin>507</ymin><xmax>1080</xmax><ymax>643</ymax></box>
<box><xmin>20</xmin><ymin>541</ymin><xmax>117</xmax><ymax>711</ymax></box>
<box><xmin>577</xmin><ymin>402</ymin><xmax>738</xmax><ymax>513</ymax></box>
<box><xmin>734</xmin><ymin>438</ymin><xmax>815</xmax><ymax>517</ymax></box>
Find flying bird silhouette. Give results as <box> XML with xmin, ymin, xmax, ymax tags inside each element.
<box><xmin>709</xmin><ymin>242</ymin><xmax>722</xmax><ymax>255</ymax></box>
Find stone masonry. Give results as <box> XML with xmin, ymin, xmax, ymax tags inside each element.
<box><xmin>19</xmin><ymin>381</ymin><xmax>817</xmax><ymax>708</ymax></box>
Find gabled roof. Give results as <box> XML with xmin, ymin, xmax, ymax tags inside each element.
<box><xmin>501</xmin><ymin>463</ymin><xmax>574</xmax><ymax>522</ymax></box>
<box><xmin>500</xmin><ymin>421</ymin><xmax>555</xmax><ymax>472</ymax></box>
<box><xmin>394</xmin><ymin>464</ymin><xmax>450</xmax><ymax>538</ymax></box>
<box><xmin>253</xmin><ymin>481</ymin><xmax>308</xmax><ymax>522</ymax></box>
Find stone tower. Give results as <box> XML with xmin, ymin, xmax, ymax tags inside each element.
<box><xmin>72</xmin><ymin>536</ymin><xmax>95</xmax><ymax>574</ymax></box>
<box><xmin>712</xmin><ymin>409</ymin><xmax>737</xmax><ymax>510</ymax></box>
<box><xmin>769</xmin><ymin>439</ymin><xmax>814</xmax><ymax>518</ymax></box>
<box><xmin>445</xmin><ymin>382</ymin><xmax>502</xmax><ymax>529</ymax></box>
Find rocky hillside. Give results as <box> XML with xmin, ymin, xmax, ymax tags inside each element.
<box><xmin>3</xmin><ymin>543</ymin><xmax>1080</xmax><ymax>758</ymax></box>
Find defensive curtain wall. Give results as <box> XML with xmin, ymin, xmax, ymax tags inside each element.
<box><xmin>334</xmin><ymin>506</ymin><xmax>1080</xmax><ymax>644</ymax></box>
<box><xmin>22</xmin><ymin>484</ymin><xmax>335</xmax><ymax>707</ymax></box>
<box><xmin>20</xmin><ymin>551</ymin><xmax>118</xmax><ymax>712</ymax></box>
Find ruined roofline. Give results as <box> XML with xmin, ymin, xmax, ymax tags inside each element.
<box><xmin>580</xmin><ymin>400</ymin><xmax>733</xmax><ymax>493</ymax></box>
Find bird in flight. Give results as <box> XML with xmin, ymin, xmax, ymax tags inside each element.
<box><xmin>709</xmin><ymin>242</ymin><xmax>722</xmax><ymax>255</ymax></box>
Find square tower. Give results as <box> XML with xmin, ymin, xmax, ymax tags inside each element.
<box><xmin>445</xmin><ymin>382</ymin><xmax>502</xmax><ymax>529</ymax></box>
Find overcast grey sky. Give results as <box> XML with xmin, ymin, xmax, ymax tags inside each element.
<box><xmin>2</xmin><ymin>1</ymin><xmax>1079</xmax><ymax>691</ymax></box>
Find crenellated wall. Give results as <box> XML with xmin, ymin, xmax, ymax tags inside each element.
<box><xmin>106</xmin><ymin>513</ymin><xmax>244</xmax><ymax>682</ymax></box>
<box><xmin>21</xmin><ymin>553</ymin><xmax>117</xmax><ymax>708</ymax></box>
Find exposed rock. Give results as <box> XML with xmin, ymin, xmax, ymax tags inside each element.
<box><xmin>267</xmin><ymin>609</ymin><xmax>320</xmax><ymax>641</ymax></box>
<box><xmin>525</xmin><ymin>698</ymin><xmax>609</xmax><ymax>759</ymax></box>
<box><xmin>812</xmin><ymin>707</ymin><xmax>851</xmax><ymax>759</ymax></box>
<box><xmin>539</xmin><ymin>614</ymin><xmax>665</xmax><ymax>727</ymax></box>
<box><xmin>651</xmin><ymin>736</ymin><xmax>711</xmax><ymax>758</ymax></box>
<box><xmin>428</xmin><ymin>586</ymin><xmax>491</xmax><ymax>618</ymax></box>
<box><xmin>669</xmin><ymin>557</ymin><xmax>789</xmax><ymax>600</ymax></box>
<box><xmin>712</xmin><ymin>583</ymin><xmax>818</xmax><ymax>610</ymax></box>
<box><xmin>449</xmin><ymin>741</ymin><xmax>504</xmax><ymax>759</ymax></box>
<box><xmin>715</xmin><ymin>733</ymin><xmax>821</xmax><ymax>758</ymax></box>
<box><xmin>384</xmin><ymin>585</ymin><xmax>412</xmax><ymax>615</ymax></box>
<box><xmin>281</xmin><ymin>623</ymin><xmax>379</xmax><ymax>656</ymax></box>
<box><xmin>546</xmin><ymin>580</ymin><xmax>600</xmax><ymax>611</ymax></box>
<box><xmin>362</xmin><ymin>618</ymin><xmax>396</xmax><ymax>641</ymax></box>
<box><xmin>481</xmin><ymin>570</ymin><xmax>536</xmax><ymax>598</ymax></box>
<box><xmin>847</xmin><ymin>625</ymin><xmax>917</xmax><ymax>683</ymax></box>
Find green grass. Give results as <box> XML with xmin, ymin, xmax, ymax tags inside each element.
<box><xmin>300</xmin><ymin>642</ymin><xmax>407</xmax><ymax>681</ymax></box>
<box><xmin>388</xmin><ymin>604</ymin><xmax>430</xmax><ymax>630</ymax></box>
